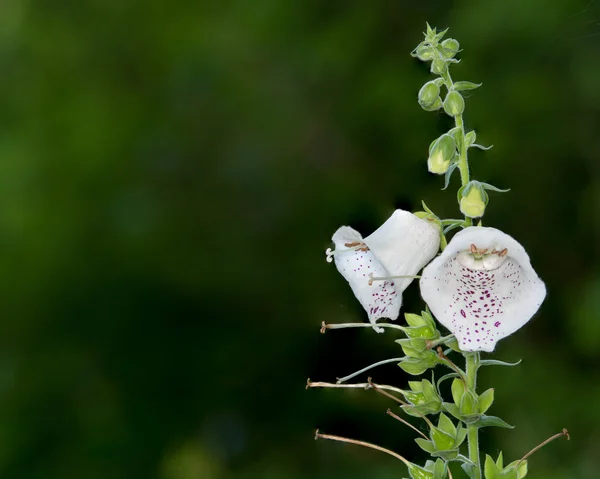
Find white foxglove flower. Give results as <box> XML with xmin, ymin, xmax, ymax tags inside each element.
<box><xmin>326</xmin><ymin>210</ymin><xmax>440</xmax><ymax>332</ymax></box>
<box><xmin>420</xmin><ymin>227</ymin><xmax>546</xmax><ymax>352</ymax></box>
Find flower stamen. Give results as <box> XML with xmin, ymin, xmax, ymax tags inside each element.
<box><xmin>368</xmin><ymin>272</ymin><xmax>421</xmax><ymax>286</ymax></box>
<box><xmin>325</xmin><ymin>242</ymin><xmax>369</xmax><ymax>263</ymax></box>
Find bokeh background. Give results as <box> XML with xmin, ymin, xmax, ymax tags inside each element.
<box><xmin>0</xmin><ymin>0</ymin><xmax>599</xmax><ymax>478</ymax></box>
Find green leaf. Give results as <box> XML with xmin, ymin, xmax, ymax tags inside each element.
<box><xmin>430</xmin><ymin>426</ymin><xmax>456</xmax><ymax>451</ymax></box>
<box><xmin>442</xmin><ymin>161</ymin><xmax>459</xmax><ymax>190</ymax></box>
<box><xmin>465</xmin><ymin>130</ymin><xmax>476</xmax><ymax>147</ymax></box>
<box><xmin>431</xmin><ymin>449</ymin><xmax>458</xmax><ymax>461</ymax></box>
<box><xmin>436</xmin><ymin>373</ymin><xmax>458</xmax><ymax>394</ymax></box>
<box><xmin>405</xmin><ymin>312</ymin><xmax>427</xmax><ymax>328</ymax></box>
<box><xmin>495</xmin><ymin>452</ymin><xmax>504</xmax><ymax>469</ymax></box>
<box><xmin>455</xmin><ymin>425</ymin><xmax>467</xmax><ymax>447</ymax></box>
<box><xmin>451</xmin><ymin>378</ymin><xmax>465</xmax><ymax>406</ymax></box>
<box><xmin>437</xmin><ymin>413</ymin><xmax>456</xmax><ymax>436</ymax></box>
<box><xmin>479</xmin><ymin>359</ymin><xmax>522</xmax><ymax>368</ymax></box>
<box><xmin>408</xmin><ymin>463</ymin><xmax>434</xmax><ymax>479</ymax></box>
<box><xmin>453</xmin><ymin>81</ymin><xmax>482</xmax><ymax>91</ymax></box>
<box><xmin>422</xmin><ymin>379</ymin><xmax>438</xmax><ymax>401</ymax></box>
<box><xmin>432</xmin><ymin>459</ymin><xmax>447</xmax><ymax>479</ymax></box>
<box><xmin>399</xmin><ymin>358</ymin><xmax>430</xmax><ymax>376</ymax></box>
<box><xmin>484</xmin><ymin>454</ymin><xmax>500</xmax><ymax>479</ymax></box>
<box><xmin>415</xmin><ymin>438</ymin><xmax>436</xmax><ymax>453</ymax></box>
<box><xmin>462</xmin><ymin>462</ymin><xmax>479</xmax><ymax>479</ymax></box>
<box><xmin>408</xmin><ymin>380</ymin><xmax>424</xmax><ymax>392</ymax></box>
<box><xmin>508</xmin><ymin>459</ymin><xmax>528</xmax><ymax>479</ymax></box>
<box><xmin>471</xmin><ymin>143</ymin><xmax>493</xmax><ymax>150</ymax></box>
<box><xmin>475</xmin><ymin>415</ymin><xmax>514</xmax><ymax>429</ymax></box>
<box><xmin>441</xmin><ymin>402</ymin><xmax>462</xmax><ymax>420</ymax></box>
<box><xmin>478</xmin><ymin>388</ymin><xmax>495</xmax><ymax>414</ymax></box>
<box><xmin>480</xmin><ymin>182</ymin><xmax>510</xmax><ymax>193</ymax></box>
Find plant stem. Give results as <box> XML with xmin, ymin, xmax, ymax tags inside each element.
<box><xmin>465</xmin><ymin>352</ymin><xmax>481</xmax><ymax>478</ymax></box>
<box><xmin>441</xmin><ymin>70</ymin><xmax>473</xmax><ymax>226</ymax></box>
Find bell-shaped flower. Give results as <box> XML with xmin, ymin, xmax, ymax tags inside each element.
<box><xmin>326</xmin><ymin>210</ymin><xmax>440</xmax><ymax>332</ymax></box>
<box><xmin>419</xmin><ymin>227</ymin><xmax>546</xmax><ymax>352</ymax></box>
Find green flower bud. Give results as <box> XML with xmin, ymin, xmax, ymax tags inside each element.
<box><xmin>458</xmin><ymin>181</ymin><xmax>488</xmax><ymax>218</ymax></box>
<box><xmin>430</xmin><ymin>58</ymin><xmax>447</xmax><ymax>75</ymax></box>
<box><xmin>443</xmin><ymin>91</ymin><xmax>465</xmax><ymax>117</ymax></box>
<box><xmin>441</xmin><ymin>38</ymin><xmax>460</xmax><ymax>58</ymax></box>
<box><xmin>422</xmin><ymin>96</ymin><xmax>442</xmax><ymax>112</ymax></box>
<box><xmin>428</xmin><ymin>134</ymin><xmax>456</xmax><ymax>174</ymax></box>
<box><xmin>416</xmin><ymin>44</ymin><xmax>434</xmax><ymax>61</ymax></box>
<box><xmin>418</xmin><ymin>81</ymin><xmax>441</xmax><ymax>108</ymax></box>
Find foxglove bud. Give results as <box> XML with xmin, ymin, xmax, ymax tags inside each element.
<box><xmin>418</xmin><ymin>80</ymin><xmax>441</xmax><ymax>109</ymax></box>
<box><xmin>428</xmin><ymin>134</ymin><xmax>456</xmax><ymax>174</ymax></box>
<box><xmin>441</xmin><ymin>38</ymin><xmax>460</xmax><ymax>58</ymax></box>
<box><xmin>443</xmin><ymin>91</ymin><xmax>465</xmax><ymax>117</ymax></box>
<box><xmin>430</xmin><ymin>58</ymin><xmax>447</xmax><ymax>75</ymax></box>
<box><xmin>458</xmin><ymin>181</ymin><xmax>488</xmax><ymax>218</ymax></box>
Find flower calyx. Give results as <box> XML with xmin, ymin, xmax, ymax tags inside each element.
<box><xmin>406</xmin><ymin>458</ymin><xmax>449</xmax><ymax>479</ymax></box>
<box><xmin>415</xmin><ymin>413</ymin><xmax>467</xmax><ymax>461</ymax></box>
<box><xmin>399</xmin><ymin>378</ymin><xmax>442</xmax><ymax>417</ymax></box>
<box><xmin>458</xmin><ymin>180</ymin><xmax>509</xmax><ymax>219</ymax></box>
<box><xmin>484</xmin><ymin>452</ymin><xmax>528</xmax><ymax>479</ymax></box>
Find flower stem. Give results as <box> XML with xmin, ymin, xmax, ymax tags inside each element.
<box><xmin>465</xmin><ymin>352</ymin><xmax>481</xmax><ymax>479</ymax></box>
<box><xmin>441</xmin><ymin>70</ymin><xmax>473</xmax><ymax>226</ymax></box>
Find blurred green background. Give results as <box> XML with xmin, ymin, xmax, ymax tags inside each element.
<box><xmin>0</xmin><ymin>0</ymin><xmax>599</xmax><ymax>478</ymax></box>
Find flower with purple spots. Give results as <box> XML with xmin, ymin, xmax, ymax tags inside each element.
<box><xmin>326</xmin><ymin>209</ymin><xmax>440</xmax><ymax>332</ymax></box>
<box><xmin>419</xmin><ymin>226</ymin><xmax>546</xmax><ymax>351</ymax></box>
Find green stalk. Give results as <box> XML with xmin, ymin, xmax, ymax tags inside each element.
<box><xmin>441</xmin><ymin>70</ymin><xmax>472</xmax><ymax>226</ymax></box>
<box><xmin>465</xmin><ymin>352</ymin><xmax>481</xmax><ymax>478</ymax></box>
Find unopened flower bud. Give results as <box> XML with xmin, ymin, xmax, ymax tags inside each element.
<box><xmin>418</xmin><ymin>81</ymin><xmax>440</xmax><ymax>109</ymax></box>
<box><xmin>415</xmin><ymin>44</ymin><xmax>434</xmax><ymax>61</ymax></box>
<box><xmin>428</xmin><ymin>134</ymin><xmax>456</xmax><ymax>174</ymax></box>
<box><xmin>441</xmin><ymin>38</ymin><xmax>460</xmax><ymax>58</ymax></box>
<box><xmin>443</xmin><ymin>91</ymin><xmax>465</xmax><ymax>117</ymax></box>
<box><xmin>458</xmin><ymin>181</ymin><xmax>488</xmax><ymax>218</ymax></box>
<box><xmin>430</xmin><ymin>58</ymin><xmax>447</xmax><ymax>75</ymax></box>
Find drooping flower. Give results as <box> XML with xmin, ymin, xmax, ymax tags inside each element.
<box><xmin>419</xmin><ymin>226</ymin><xmax>546</xmax><ymax>352</ymax></box>
<box><xmin>326</xmin><ymin>210</ymin><xmax>440</xmax><ymax>332</ymax></box>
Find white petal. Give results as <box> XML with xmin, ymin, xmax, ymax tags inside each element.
<box><xmin>332</xmin><ymin>226</ymin><xmax>401</xmax><ymax>331</ymax></box>
<box><xmin>364</xmin><ymin>210</ymin><xmax>440</xmax><ymax>293</ymax></box>
<box><xmin>419</xmin><ymin>226</ymin><xmax>546</xmax><ymax>352</ymax></box>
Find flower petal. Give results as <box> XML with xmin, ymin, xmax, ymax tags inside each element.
<box><xmin>419</xmin><ymin>227</ymin><xmax>546</xmax><ymax>352</ymax></box>
<box><xmin>331</xmin><ymin>226</ymin><xmax>401</xmax><ymax>332</ymax></box>
<box><xmin>364</xmin><ymin>209</ymin><xmax>440</xmax><ymax>292</ymax></box>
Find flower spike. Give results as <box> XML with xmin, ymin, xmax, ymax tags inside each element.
<box><xmin>327</xmin><ymin>210</ymin><xmax>440</xmax><ymax>332</ymax></box>
<box><xmin>419</xmin><ymin>226</ymin><xmax>546</xmax><ymax>351</ymax></box>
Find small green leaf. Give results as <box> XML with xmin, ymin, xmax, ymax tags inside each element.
<box><xmin>451</xmin><ymin>378</ymin><xmax>465</xmax><ymax>406</ymax></box>
<box><xmin>415</xmin><ymin>438</ymin><xmax>436</xmax><ymax>453</ymax></box>
<box><xmin>455</xmin><ymin>425</ymin><xmax>467</xmax><ymax>447</ymax></box>
<box><xmin>421</xmin><ymin>379</ymin><xmax>438</xmax><ymax>401</ymax></box>
<box><xmin>430</xmin><ymin>426</ymin><xmax>456</xmax><ymax>451</ymax></box>
<box><xmin>479</xmin><ymin>359</ymin><xmax>522</xmax><ymax>368</ymax></box>
<box><xmin>442</xmin><ymin>402</ymin><xmax>462</xmax><ymax>420</ymax></box>
<box><xmin>408</xmin><ymin>463</ymin><xmax>434</xmax><ymax>479</ymax></box>
<box><xmin>405</xmin><ymin>313</ymin><xmax>427</xmax><ymax>328</ymax></box>
<box><xmin>484</xmin><ymin>454</ymin><xmax>500</xmax><ymax>479</ymax></box>
<box><xmin>408</xmin><ymin>380</ymin><xmax>424</xmax><ymax>392</ymax></box>
<box><xmin>475</xmin><ymin>415</ymin><xmax>514</xmax><ymax>429</ymax></box>
<box><xmin>437</xmin><ymin>413</ymin><xmax>456</xmax><ymax>436</ymax></box>
<box><xmin>453</xmin><ymin>81</ymin><xmax>482</xmax><ymax>91</ymax></box>
<box><xmin>399</xmin><ymin>359</ymin><xmax>430</xmax><ymax>376</ymax></box>
<box><xmin>495</xmin><ymin>452</ymin><xmax>504</xmax><ymax>469</ymax></box>
<box><xmin>462</xmin><ymin>462</ymin><xmax>479</xmax><ymax>479</ymax></box>
<box><xmin>432</xmin><ymin>459</ymin><xmax>447</xmax><ymax>479</ymax></box>
<box><xmin>465</xmin><ymin>130</ymin><xmax>476</xmax><ymax>147</ymax></box>
<box><xmin>442</xmin><ymin>161</ymin><xmax>459</xmax><ymax>190</ymax></box>
<box><xmin>480</xmin><ymin>182</ymin><xmax>510</xmax><ymax>193</ymax></box>
<box><xmin>436</xmin><ymin>373</ymin><xmax>458</xmax><ymax>393</ymax></box>
<box><xmin>471</xmin><ymin>143</ymin><xmax>493</xmax><ymax>150</ymax></box>
<box><xmin>478</xmin><ymin>388</ymin><xmax>495</xmax><ymax>414</ymax></box>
